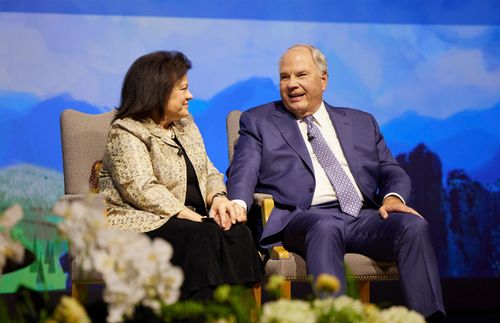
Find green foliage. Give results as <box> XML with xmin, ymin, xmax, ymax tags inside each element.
<box><xmin>0</xmin><ymin>286</ymin><xmax>51</xmax><ymax>323</ymax></box>
<box><xmin>160</xmin><ymin>285</ymin><xmax>254</xmax><ymax>323</ymax></box>
<box><xmin>316</xmin><ymin>306</ymin><xmax>363</xmax><ymax>323</ymax></box>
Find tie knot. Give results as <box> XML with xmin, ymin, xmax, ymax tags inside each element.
<box><xmin>303</xmin><ymin>115</ymin><xmax>315</xmax><ymax>125</ymax></box>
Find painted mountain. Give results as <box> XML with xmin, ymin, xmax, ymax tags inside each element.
<box><xmin>194</xmin><ymin>77</ymin><xmax>280</xmax><ymax>172</ymax></box>
<box><xmin>382</xmin><ymin>103</ymin><xmax>500</xmax><ymax>184</ymax></box>
<box><xmin>0</xmin><ymin>77</ymin><xmax>279</xmax><ymax>174</ymax></box>
<box><xmin>1</xmin><ymin>82</ymin><xmax>499</xmax><ymax>184</ymax></box>
<box><xmin>0</xmin><ymin>93</ymin><xmax>104</xmax><ymax>171</ymax></box>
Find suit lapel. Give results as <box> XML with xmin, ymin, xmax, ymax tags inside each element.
<box><xmin>326</xmin><ymin>104</ymin><xmax>372</xmax><ymax>203</ymax></box>
<box><xmin>326</xmin><ymin>104</ymin><xmax>356</xmax><ymax>171</ymax></box>
<box><xmin>272</xmin><ymin>103</ymin><xmax>314</xmax><ymax>173</ymax></box>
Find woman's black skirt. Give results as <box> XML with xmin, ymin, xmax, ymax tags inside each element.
<box><xmin>146</xmin><ymin>217</ymin><xmax>264</xmax><ymax>300</ymax></box>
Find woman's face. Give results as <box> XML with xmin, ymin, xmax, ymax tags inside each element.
<box><xmin>164</xmin><ymin>74</ymin><xmax>193</xmax><ymax>123</ymax></box>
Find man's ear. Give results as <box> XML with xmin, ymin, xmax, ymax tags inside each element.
<box><xmin>321</xmin><ymin>71</ymin><xmax>328</xmax><ymax>91</ymax></box>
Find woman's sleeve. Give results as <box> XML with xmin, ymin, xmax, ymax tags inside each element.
<box><xmin>205</xmin><ymin>154</ymin><xmax>227</xmax><ymax>206</ymax></box>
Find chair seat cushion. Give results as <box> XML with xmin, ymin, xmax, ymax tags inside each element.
<box><xmin>345</xmin><ymin>253</ymin><xmax>399</xmax><ymax>280</ymax></box>
<box><xmin>265</xmin><ymin>252</ymin><xmax>398</xmax><ymax>281</ymax></box>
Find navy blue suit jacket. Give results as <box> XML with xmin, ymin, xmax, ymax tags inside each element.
<box><xmin>227</xmin><ymin>101</ymin><xmax>411</xmax><ymax>247</ymax></box>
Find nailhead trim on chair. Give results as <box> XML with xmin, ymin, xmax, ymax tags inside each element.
<box><xmin>277</xmin><ymin>274</ymin><xmax>399</xmax><ymax>282</ymax></box>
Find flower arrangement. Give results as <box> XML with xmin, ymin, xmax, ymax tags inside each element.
<box><xmin>52</xmin><ymin>195</ymin><xmax>183</xmax><ymax>323</ymax></box>
<box><xmin>1</xmin><ymin>195</ymin><xmax>427</xmax><ymax>323</ymax></box>
<box><xmin>259</xmin><ymin>273</ymin><xmax>426</xmax><ymax>323</ymax></box>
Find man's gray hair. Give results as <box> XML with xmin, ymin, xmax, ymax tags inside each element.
<box><xmin>280</xmin><ymin>44</ymin><xmax>328</xmax><ymax>75</ymax></box>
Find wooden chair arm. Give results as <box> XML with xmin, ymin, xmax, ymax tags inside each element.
<box><xmin>254</xmin><ymin>193</ymin><xmax>290</xmax><ymax>259</ymax></box>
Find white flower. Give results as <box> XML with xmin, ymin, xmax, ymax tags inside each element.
<box><xmin>0</xmin><ymin>204</ymin><xmax>23</xmax><ymax>229</ymax></box>
<box><xmin>53</xmin><ymin>194</ymin><xmax>183</xmax><ymax>322</ymax></box>
<box><xmin>0</xmin><ymin>204</ymin><xmax>25</xmax><ymax>275</ymax></box>
<box><xmin>379</xmin><ymin>306</ymin><xmax>426</xmax><ymax>323</ymax></box>
<box><xmin>260</xmin><ymin>299</ymin><xmax>315</xmax><ymax>323</ymax></box>
<box><xmin>332</xmin><ymin>295</ymin><xmax>364</xmax><ymax>314</ymax></box>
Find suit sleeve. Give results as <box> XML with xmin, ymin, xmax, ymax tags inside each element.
<box><xmin>226</xmin><ymin>111</ymin><xmax>262</xmax><ymax>208</ymax></box>
<box><xmin>370</xmin><ymin>114</ymin><xmax>412</xmax><ymax>201</ymax></box>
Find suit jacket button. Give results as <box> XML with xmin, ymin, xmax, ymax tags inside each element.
<box><xmin>309</xmin><ymin>187</ymin><xmax>314</xmax><ymax>192</ymax></box>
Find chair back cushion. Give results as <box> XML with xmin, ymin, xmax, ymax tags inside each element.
<box><xmin>226</xmin><ymin>110</ymin><xmax>242</xmax><ymax>162</ymax></box>
<box><xmin>60</xmin><ymin>109</ymin><xmax>114</xmax><ymax>194</ymax></box>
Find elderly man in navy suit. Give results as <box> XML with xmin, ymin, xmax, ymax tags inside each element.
<box><xmin>225</xmin><ymin>44</ymin><xmax>444</xmax><ymax>321</ymax></box>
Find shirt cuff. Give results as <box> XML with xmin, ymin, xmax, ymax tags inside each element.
<box><xmin>383</xmin><ymin>193</ymin><xmax>406</xmax><ymax>205</ymax></box>
<box><xmin>231</xmin><ymin>199</ymin><xmax>248</xmax><ymax>211</ymax></box>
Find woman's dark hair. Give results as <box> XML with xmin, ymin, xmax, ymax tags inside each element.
<box><xmin>114</xmin><ymin>51</ymin><xmax>192</xmax><ymax>121</ymax></box>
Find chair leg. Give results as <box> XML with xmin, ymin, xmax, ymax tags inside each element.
<box><xmin>72</xmin><ymin>282</ymin><xmax>81</xmax><ymax>300</ymax></box>
<box><xmin>252</xmin><ymin>284</ymin><xmax>262</xmax><ymax>309</ymax></box>
<box><xmin>358</xmin><ymin>281</ymin><xmax>370</xmax><ymax>303</ymax></box>
<box><xmin>72</xmin><ymin>282</ymin><xmax>88</xmax><ymax>302</ymax></box>
<box><xmin>281</xmin><ymin>280</ymin><xmax>292</xmax><ymax>299</ymax></box>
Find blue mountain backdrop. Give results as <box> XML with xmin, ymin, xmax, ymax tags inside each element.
<box><xmin>381</xmin><ymin>104</ymin><xmax>500</xmax><ymax>184</ymax></box>
<box><xmin>1</xmin><ymin>80</ymin><xmax>499</xmax><ymax>185</ymax></box>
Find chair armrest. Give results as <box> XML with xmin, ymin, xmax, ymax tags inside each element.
<box><xmin>253</xmin><ymin>193</ymin><xmax>290</xmax><ymax>260</ymax></box>
<box><xmin>253</xmin><ymin>193</ymin><xmax>274</xmax><ymax>222</ymax></box>
<box><xmin>253</xmin><ymin>193</ymin><xmax>274</xmax><ymax>206</ymax></box>
<box><xmin>270</xmin><ymin>246</ymin><xmax>290</xmax><ymax>259</ymax></box>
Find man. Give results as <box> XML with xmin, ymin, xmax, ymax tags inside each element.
<box><xmin>226</xmin><ymin>44</ymin><xmax>445</xmax><ymax>321</ymax></box>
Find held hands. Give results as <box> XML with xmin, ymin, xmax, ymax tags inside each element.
<box><xmin>378</xmin><ymin>195</ymin><xmax>422</xmax><ymax>220</ymax></box>
<box><xmin>209</xmin><ymin>196</ymin><xmax>247</xmax><ymax>230</ymax></box>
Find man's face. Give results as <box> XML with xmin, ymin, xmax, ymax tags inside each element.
<box><xmin>279</xmin><ymin>47</ymin><xmax>328</xmax><ymax>118</ymax></box>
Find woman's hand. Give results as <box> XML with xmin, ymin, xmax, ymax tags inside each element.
<box><xmin>210</xmin><ymin>196</ymin><xmax>247</xmax><ymax>230</ymax></box>
<box><xmin>176</xmin><ymin>207</ymin><xmax>203</xmax><ymax>222</ymax></box>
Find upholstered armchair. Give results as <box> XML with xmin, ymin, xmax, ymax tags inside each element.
<box><xmin>60</xmin><ymin>109</ymin><xmax>114</xmax><ymax>299</ymax></box>
<box><xmin>226</xmin><ymin>110</ymin><xmax>399</xmax><ymax>302</ymax></box>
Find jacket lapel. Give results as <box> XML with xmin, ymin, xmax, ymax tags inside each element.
<box><xmin>326</xmin><ymin>104</ymin><xmax>355</xmax><ymax>171</ymax></box>
<box><xmin>326</xmin><ymin>103</ymin><xmax>372</xmax><ymax>203</ymax></box>
<box><xmin>272</xmin><ymin>103</ymin><xmax>314</xmax><ymax>174</ymax></box>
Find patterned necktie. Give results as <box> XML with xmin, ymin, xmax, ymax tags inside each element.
<box><xmin>303</xmin><ymin>115</ymin><xmax>362</xmax><ymax>217</ymax></box>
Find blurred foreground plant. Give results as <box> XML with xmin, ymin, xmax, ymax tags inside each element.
<box><xmin>53</xmin><ymin>195</ymin><xmax>183</xmax><ymax>323</ymax></box>
<box><xmin>0</xmin><ymin>204</ymin><xmax>25</xmax><ymax>275</ymax></box>
<box><xmin>260</xmin><ymin>273</ymin><xmax>426</xmax><ymax>323</ymax></box>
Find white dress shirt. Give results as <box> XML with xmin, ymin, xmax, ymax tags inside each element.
<box><xmin>298</xmin><ymin>102</ymin><xmax>364</xmax><ymax>205</ymax></box>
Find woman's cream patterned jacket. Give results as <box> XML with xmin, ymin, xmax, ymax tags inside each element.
<box><xmin>99</xmin><ymin>115</ymin><xmax>226</xmax><ymax>232</ymax></box>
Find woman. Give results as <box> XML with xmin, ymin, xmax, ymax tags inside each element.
<box><xmin>99</xmin><ymin>51</ymin><xmax>263</xmax><ymax>300</ymax></box>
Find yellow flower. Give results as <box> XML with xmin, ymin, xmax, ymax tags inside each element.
<box><xmin>315</xmin><ymin>273</ymin><xmax>341</xmax><ymax>294</ymax></box>
<box><xmin>265</xmin><ymin>274</ymin><xmax>285</xmax><ymax>293</ymax></box>
<box><xmin>50</xmin><ymin>296</ymin><xmax>91</xmax><ymax>323</ymax></box>
<box><xmin>363</xmin><ymin>303</ymin><xmax>382</xmax><ymax>323</ymax></box>
<box><xmin>214</xmin><ymin>284</ymin><xmax>231</xmax><ymax>302</ymax></box>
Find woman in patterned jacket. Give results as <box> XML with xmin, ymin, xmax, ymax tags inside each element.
<box><xmin>99</xmin><ymin>51</ymin><xmax>263</xmax><ymax>301</ymax></box>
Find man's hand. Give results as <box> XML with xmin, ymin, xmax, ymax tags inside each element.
<box><xmin>209</xmin><ymin>196</ymin><xmax>247</xmax><ymax>230</ymax></box>
<box><xmin>379</xmin><ymin>195</ymin><xmax>422</xmax><ymax>219</ymax></box>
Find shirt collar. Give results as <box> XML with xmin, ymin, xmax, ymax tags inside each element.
<box><xmin>306</xmin><ymin>101</ymin><xmax>327</xmax><ymax>128</ymax></box>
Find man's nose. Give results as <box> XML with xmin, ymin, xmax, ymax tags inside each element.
<box><xmin>287</xmin><ymin>76</ymin><xmax>299</xmax><ymax>88</ymax></box>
